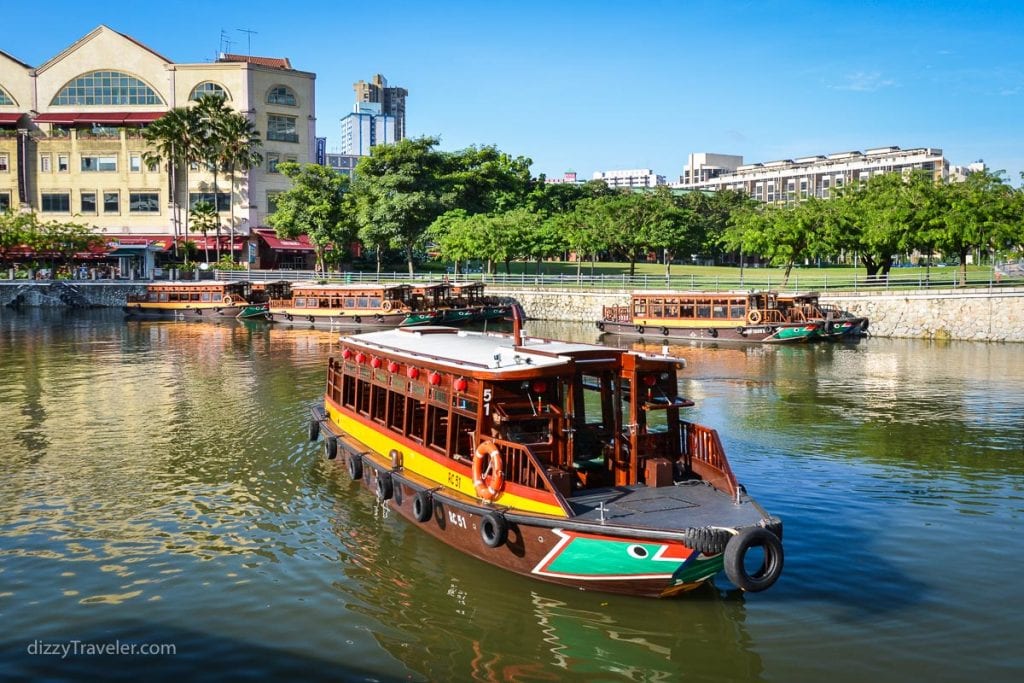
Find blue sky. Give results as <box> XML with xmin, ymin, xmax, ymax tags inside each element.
<box><xmin>6</xmin><ymin>1</ymin><xmax>1024</xmax><ymax>184</ymax></box>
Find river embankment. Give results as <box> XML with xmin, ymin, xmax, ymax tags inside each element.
<box><xmin>3</xmin><ymin>280</ymin><xmax>1024</xmax><ymax>342</ymax></box>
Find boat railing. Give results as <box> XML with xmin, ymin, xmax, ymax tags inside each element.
<box><xmin>680</xmin><ymin>422</ymin><xmax>739</xmax><ymax>502</ymax></box>
<box><xmin>750</xmin><ymin>308</ymin><xmax>787</xmax><ymax>324</ymax></box>
<box><xmin>489</xmin><ymin>437</ymin><xmax>573</xmax><ymax>516</ymax></box>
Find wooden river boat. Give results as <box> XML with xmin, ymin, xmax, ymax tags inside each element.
<box><xmin>123</xmin><ymin>281</ymin><xmax>259</xmax><ymax>320</ymax></box>
<box><xmin>599</xmin><ymin>291</ymin><xmax>820</xmax><ymax>343</ymax></box>
<box><xmin>309</xmin><ymin>311</ymin><xmax>784</xmax><ymax>597</ymax></box>
<box><xmin>776</xmin><ymin>292</ymin><xmax>868</xmax><ymax>340</ymax></box>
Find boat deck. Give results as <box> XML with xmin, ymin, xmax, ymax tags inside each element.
<box><xmin>568</xmin><ymin>481</ymin><xmax>765</xmax><ymax>530</ymax></box>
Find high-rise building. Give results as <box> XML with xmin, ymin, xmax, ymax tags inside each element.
<box><xmin>352</xmin><ymin>74</ymin><xmax>407</xmax><ymax>141</ymax></box>
<box><xmin>340</xmin><ymin>102</ymin><xmax>396</xmax><ymax>156</ymax></box>
<box><xmin>0</xmin><ymin>25</ymin><xmax>316</xmax><ymax>241</ymax></box>
<box><xmin>592</xmin><ymin>169</ymin><xmax>665</xmax><ymax>189</ymax></box>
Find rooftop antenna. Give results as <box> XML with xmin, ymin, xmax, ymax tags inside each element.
<box><xmin>219</xmin><ymin>29</ymin><xmax>233</xmax><ymax>56</ymax></box>
<box><xmin>237</xmin><ymin>28</ymin><xmax>258</xmax><ymax>55</ymax></box>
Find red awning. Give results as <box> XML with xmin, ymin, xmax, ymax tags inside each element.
<box><xmin>182</xmin><ymin>235</ymin><xmax>246</xmax><ymax>251</ymax></box>
<box><xmin>253</xmin><ymin>228</ymin><xmax>315</xmax><ymax>252</ymax></box>
<box><xmin>33</xmin><ymin>111</ymin><xmax>164</xmax><ymax>125</ymax></box>
<box><xmin>0</xmin><ymin>113</ymin><xmax>23</xmax><ymax>124</ymax></box>
<box><xmin>110</xmin><ymin>235</ymin><xmax>175</xmax><ymax>252</ymax></box>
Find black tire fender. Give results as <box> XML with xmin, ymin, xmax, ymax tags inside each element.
<box><xmin>661</xmin><ymin>326</ymin><xmax>670</xmax><ymax>336</ymax></box>
<box><xmin>308</xmin><ymin>418</ymin><xmax>320</xmax><ymax>442</ymax></box>
<box><xmin>635</xmin><ymin>325</ymin><xmax>645</xmax><ymax>335</ymax></box>
<box><xmin>723</xmin><ymin>527</ymin><xmax>784</xmax><ymax>592</ymax></box>
<box><xmin>480</xmin><ymin>511</ymin><xmax>508</xmax><ymax>548</ymax></box>
<box><xmin>286</xmin><ymin>313</ymin><xmax>293</xmax><ymax>322</ymax></box>
<box><xmin>347</xmin><ymin>453</ymin><xmax>363</xmax><ymax>480</ymax></box>
<box><xmin>412</xmin><ymin>490</ymin><xmax>433</xmax><ymax>523</ymax></box>
<box><xmin>596</xmin><ymin>321</ymin><xmax>605</xmax><ymax>331</ymax></box>
<box><xmin>323</xmin><ymin>435</ymin><xmax>338</xmax><ymax>460</ymax></box>
<box><xmin>354</xmin><ymin>315</ymin><xmax>361</xmax><ymax>324</ymax></box>
<box><xmin>375</xmin><ymin>471</ymin><xmax>394</xmax><ymax>500</ymax></box>
<box><xmin>707</xmin><ymin>328</ymin><xmax>719</xmax><ymax>338</ymax></box>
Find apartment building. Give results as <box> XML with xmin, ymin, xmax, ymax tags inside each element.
<box><xmin>353</xmin><ymin>74</ymin><xmax>407</xmax><ymax>141</ymax></box>
<box><xmin>0</xmin><ymin>25</ymin><xmax>315</xmax><ymax>246</ymax></box>
<box><xmin>677</xmin><ymin>146</ymin><xmax>949</xmax><ymax>202</ymax></box>
<box><xmin>591</xmin><ymin>168</ymin><xmax>666</xmax><ymax>189</ymax></box>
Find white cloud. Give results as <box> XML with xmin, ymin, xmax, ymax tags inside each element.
<box><xmin>833</xmin><ymin>71</ymin><xmax>897</xmax><ymax>92</ymax></box>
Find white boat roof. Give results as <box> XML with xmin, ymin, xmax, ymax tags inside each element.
<box><xmin>342</xmin><ymin>327</ymin><xmax>618</xmax><ymax>373</ymax></box>
<box><xmin>290</xmin><ymin>283</ymin><xmax>409</xmax><ymax>292</ymax></box>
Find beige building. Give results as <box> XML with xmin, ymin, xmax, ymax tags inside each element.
<box><xmin>0</xmin><ymin>25</ymin><xmax>315</xmax><ymax>253</ymax></box>
<box><xmin>353</xmin><ymin>74</ymin><xmax>407</xmax><ymax>141</ymax></box>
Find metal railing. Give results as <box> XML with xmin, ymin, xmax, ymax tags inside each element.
<box><xmin>215</xmin><ymin>268</ymin><xmax>1024</xmax><ymax>294</ymax></box>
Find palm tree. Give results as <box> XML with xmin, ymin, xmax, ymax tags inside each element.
<box><xmin>190</xmin><ymin>200</ymin><xmax>218</xmax><ymax>264</ymax></box>
<box><xmin>143</xmin><ymin>107</ymin><xmax>203</xmax><ymax>258</ymax></box>
<box><xmin>215</xmin><ymin>111</ymin><xmax>263</xmax><ymax>263</ymax></box>
<box><xmin>194</xmin><ymin>94</ymin><xmax>233</xmax><ymax>262</ymax></box>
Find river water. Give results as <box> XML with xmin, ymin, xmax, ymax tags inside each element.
<box><xmin>0</xmin><ymin>309</ymin><xmax>1021</xmax><ymax>682</ymax></box>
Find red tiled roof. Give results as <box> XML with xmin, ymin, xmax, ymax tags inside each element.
<box><xmin>219</xmin><ymin>53</ymin><xmax>292</xmax><ymax>69</ymax></box>
<box><xmin>253</xmin><ymin>228</ymin><xmax>314</xmax><ymax>251</ymax></box>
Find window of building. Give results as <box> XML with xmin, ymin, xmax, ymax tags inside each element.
<box><xmin>40</xmin><ymin>154</ymin><xmax>51</xmax><ymax>173</ymax></box>
<box><xmin>58</xmin><ymin>154</ymin><xmax>69</xmax><ymax>172</ymax></box>
<box><xmin>266</xmin><ymin>152</ymin><xmax>280</xmax><ymax>173</ymax></box>
<box><xmin>189</xmin><ymin>81</ymin><xmax>230</xmax><ymax>101</ymax></box>
<box><xmin>0</xmin><ymin>87</ymin><xmax>13</xmax><ymax>105</ymax></box>
<box><xmin>51</xmin><ymin>70</ymin><xmax>163</xmax><ymax>106</ymax></box>
<box><xmin>41</xmin><ymin>193</ymin><xmax>70</xmax><ymax>212</ymax></box>
<box><xmin>129</xmin><ymin>192</ymin><xmax>160</xmax><ymax>213</ymax></box>
<box><xmin>129</xmin><ymin>154</ymin><xmax>142</xmax><ymax>172</ymax></box>
<box><xmin>267</xmin><ymin>114</ymin><xmax>298</xmax><ymax>143</ymax></box>
<box><xmin>0</xmin><ymin>154</ymin><xmax>8</xmax><ymax>172</ymax></box>
<box><xmin>80</xmin><ymin>192</ymin><xmax>96</xmax><ymax>213</ymax></box>
<box><xmin>103</xmin><ymin>191</ymin><xmax>120</xmax><ymax>214</ymax></box>
<box><xmin>188</xmin><ymin>192</ymin><xmax>230</xmax><ymax>211</ymax></box>
<box><xmin>0</xmin><ymin>192</ymin><xmax>10</xmax><ymax>211</ymax></box>
<box><xmin>267</xmin><ymin>191</ymin><xmax>280</xmax><ymax>215</ymax></box>
<box><xmin>81</xmin><ymin>155</ymin><xmax>117</xmax><ymax>172</ymax></box>
<box><xmin>267</xmin><ymin>85</ymin><xmax>297</xmax><ymax>106</ymax></box>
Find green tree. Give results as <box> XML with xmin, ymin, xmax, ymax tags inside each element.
<box><xmin>143</xmin><ymin>107</ymin><xmax>203</xmax><ymax>256</ymax></box>
<box><xmin>189</xmin><ymin>200</ymin><xmax>218</xmax><ymax>263</ymax></box>
<box><xmin>194</xmin><ymin>94</ymin><xmax>235</xmax><ymax>261</ymax></box>
<box><xmin>214</xmin><ymin>110</ymin><xmax>263</xmax><ymax>262</ymax></box>
<box><xmin>352</xmin><ymin>137</ymin><xmax>450</xmax><ymax>275</ymax></box>
<box><xmin>447</xmin><ymin>146</ymin><xmax>534</xmax><ymax>215</ymax></box>
<box><xmin>269</xmin><ymin>162</ymin><xmax>354</xmax><ymax>273</ymax></box>
<box><xmin>426</xmin><ymin>209</ymin><xmax>483</xmax><ymax>275</ymax></box>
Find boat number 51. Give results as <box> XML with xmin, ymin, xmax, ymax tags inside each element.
<box><xmin>483</xmin><ymin>388</ymin><xmax>492</xmax><ymax>415</ymax></box>
<box><xmin>448</xmin><ymin>510</ymin><xmax>468</xmax><ymax>529</ymax></box>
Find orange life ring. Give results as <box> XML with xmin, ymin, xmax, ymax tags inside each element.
<box><xmin>382</xmin><ymin>300</ymin><xmax>394</xmax><ymax>312</ymax></box>
<box><xmin>472</xmin><ymin>441</ymin><xmax>505</xmax><ymax>501</ymax></box>
<box><xmin>747</xmin><ymin>309</ymin><xmax>762</xmax><ymax>324</ymax></box>
<box><xmin>223</xmin><ymin>295</ymin><xmax>233</xmax><ymax>306</ymax></box>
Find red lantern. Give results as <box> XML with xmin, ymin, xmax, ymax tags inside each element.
<box><xmin>387</xmin><ymin>361</ymin><xmax>399</xmax><ymax>373</ymax></box>
<box><xmin>643</xmin><ymin>375</ymin><xmax>657</xmax><ymax>387</ymax></box>
<box><xmin>454</xmin><ymin>377</ymin><xmax>468</xmax><ymax>392</ymax></box>
<box><xmin>429</xmin><ymin>372</ymin><xmax>442</xmax><ymax>386</ymax></box>
<box><xmin>406</xmin><ymin>367</ymin><xmax>420</xmax><ymax>380</ymax></box>
<box><xmin>355</xmin><ymin>352</ymin><xmax>367</xmax><ymax>364</ymax></box>
<box><xmin>531</xmin><ymin>380</ymin><xmax>547</xmax><ymax>394</ymax></box>
<box><xmin>370</xmin><ymin>357</ymin><xmax>382</xmax><ymax>369</ymax></box>
<box><xmin>341</xmin><ymin>348</ymin><xmax>353</xmax><ymax>360</ymax></box>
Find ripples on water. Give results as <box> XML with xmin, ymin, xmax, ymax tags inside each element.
<box><xmin>1</xmin><ymin>311</ymin><xmax>1022</xmax><ymax>682</ymax></box>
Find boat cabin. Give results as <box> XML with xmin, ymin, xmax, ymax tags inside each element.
<box><xmin>270</xmin><ymin>283</ymin><xmax>412</xmax><ymax>312</ymax></box>
<box><xmin>324</xmin><ymin>328</ymin><xmax>738</xmax><ymax>513</ymax></box>
<box><xmin>449</xmin><ymin>282</ymin><xmax>486</xmax><ymax>307</ymax></box>
<box><xmin>409</xmin><ymin>282</ymin><xmax>451</xmax><ymax>310</ymax></box>
<box><xmin>605</xmin><ymin>291</ymin><xmax>787</xmax><ymax>326</ymax></box>
<box><xmin>127</xmin><ymin>281</ymin><xmax>252</xmax><ymax>305</ymax></box>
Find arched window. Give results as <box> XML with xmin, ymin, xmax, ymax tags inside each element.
<box><xmin>189</xmin><ymin>81</ymin><xmax>230</xmax><ymax>101</ymax></box>
<box><xmin>0</xmin><ymin>86</ymin><xmax>13</xmax><ymax>106</ymax></box>
<box><xmin>51</xmin><ymin>71</ymin><xmax>163</xmax><ymax>106</ymax></box>
<box><xmin>267</xmin><ymin>85</ymin><xmax>297</xmax><ymax>106</ymax></box>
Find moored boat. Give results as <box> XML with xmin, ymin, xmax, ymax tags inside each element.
<box><xmin>124</xmin><ymin>281</ymin><xmax>259</xmax><ymax>320</ymax></box>
<box><xmin>776</xmin><ymin>292</ymin><xmax>868</xmax><ymax>340</ymax></box>
<box><xmin>599</xmin><ymin>291</ymin><xmax>820</xmax><ymax>343</ymax></box>
<box><xmin>308</xmin><ymin>312</ymin><xmax>784</xmax><ymax>597</ymax></box>
<box><xmin>267</xmin><ymin>283</ymin><xmax>427</xmax><ymax>328</ymax></box>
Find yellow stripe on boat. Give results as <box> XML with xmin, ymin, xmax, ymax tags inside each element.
<box><xmin>329</xmin><ymin>406</ymin><xmax>567</xmax><ymax>518</ymax></box>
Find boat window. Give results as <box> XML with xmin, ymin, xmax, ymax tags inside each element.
<box><xmin>407</xmin><ymin>397</ymin><xmax>426</xmax><ymax>443</ymax></box>
<box><xmin>450</xmin><ymin>411</ymin><xmax>476</xmax><ymax>458</ymax></box>
<box><xmin>160</xmin><ymin>292</ymin><xmax>170</xmax><ymax>302</ymax></box>
<box><xmin>426</xmin><ymin>404</ymin><xmax>449</xmax><ymax>452</ymax></box>
<box><xmin>650</xmin><ymin>300</ymin><xmax>663</xmax><ymax>317</ymax></box>
<box><xmin>356</xmin><ymin>379</ymin><xmax>371</xmax><ymax>415</ymax></box>
<box><xmin>632</xmin><ymin>299</ymin><xmax>646</xmax><ymax>316</ymax></box>
<box><xmin>191</xmin><ymin>293</ymin><xmax>201</xmax><ymax>301</ymax></box>
<box><xmin>730</xmin><ymin>300</ymin><xmax>746</xmax><ymax>319</ymax></box>
<box><xmin>342</xmin><ymin>374</ymin><xmax>356</xmax><ymax>408</ymax></box>
<box><xmin>201</xmin><ymin>292</ymin><xmax>211</xmax><ymax>302</ymax></box>
<box><xmin>148</xmin><ymin>292</ymin><xmax>159</xmax><ymax>302</ymax></box>
<box><xmin>697</xmin><ymin>303</ymin><xmax>711</xmax><ymax>318</ymax></box>
<box><xmin>294</xmin><ymin>297</ymin><xmax>306</xmax><ymax>307</ymax></box>
<box><xmin>665</xmin><ymin>299</ymin><xmax>679</xmax><ymax>317</ymax></box>
<box><xmin>344</xmin><ymin>297</ymin><xmax>355</xmax><ymax>308</ymax></box>
<box><xmin>680</xmin><ymin>301</ymin><xmax>695</xmax><ymax>318</ymax></box>
<box><xmin>712</xmin><ymin>300</ymin><xmax>728</xmax><ymax>319</ymax></box>
<box><xmin>213</xmin><ymin>293</ymin><xmax>223</xmax><ymax>302</ymax></box>
<box><xmin>387</xmin><ymin>391</ymin><xmax>405</xmax><ymax>431</ymax></box>
<box><xmin>371</xmin><ymin>385</ymin><xmax>387</xmax><ymax>424</ymax></box>
<box><xmin>357</xmin><ymin>296</ymin><xmax>369</xmax><ymax>309</ymax></box>
<box><xmin>330</xmin><ymin>298</ymin><xmax>340</xmax><ymax>308</ymax></box>
<box><xmin>368</xmin><ymin>297</ymin><xmax>381</xmax><ymax>308</ymax></box>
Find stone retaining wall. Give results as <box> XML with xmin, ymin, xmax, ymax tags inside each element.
<box><xmin>4</xmin><ymin>282</ymin><xmax>1023</xmax><ymax>342</ymax></box>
